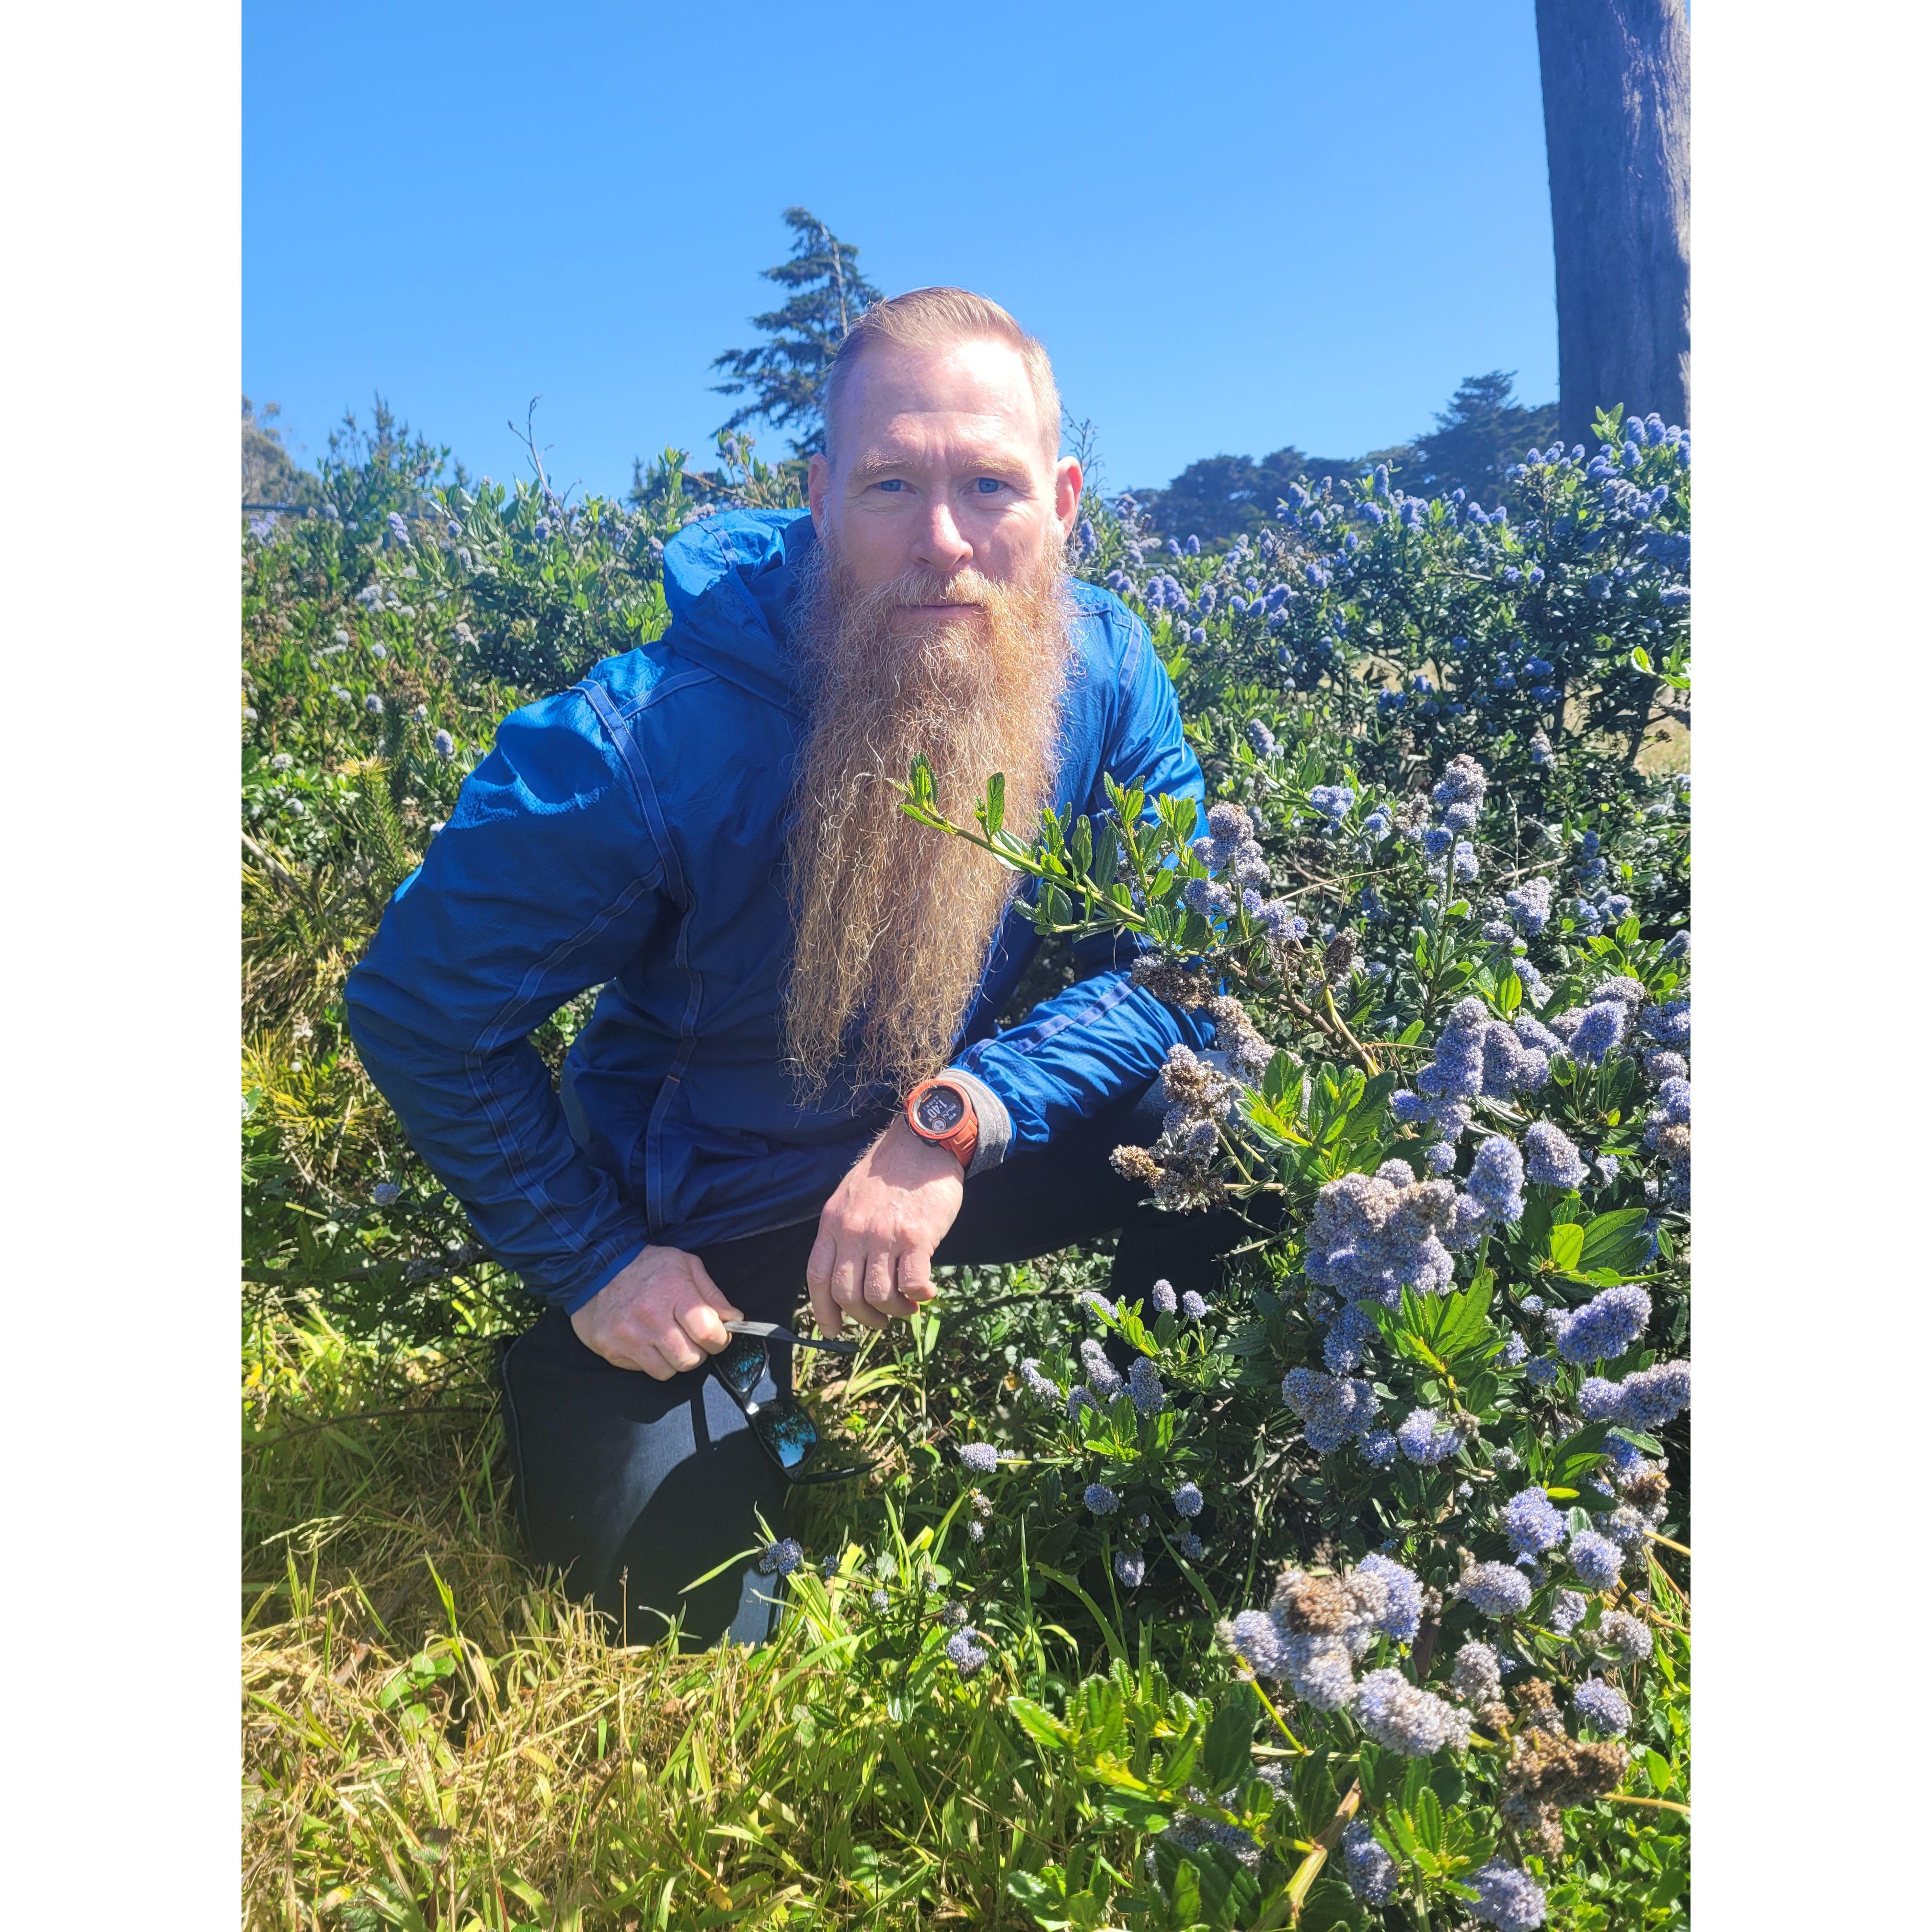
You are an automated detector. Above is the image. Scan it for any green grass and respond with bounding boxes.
[242,1264,1144,1931]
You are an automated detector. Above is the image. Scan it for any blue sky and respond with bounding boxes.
[244,0,1556,500]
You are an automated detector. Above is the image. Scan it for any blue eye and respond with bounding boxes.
[975,477,1002,494]
[876,478,905,493]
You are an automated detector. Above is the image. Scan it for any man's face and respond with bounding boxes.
[782,333,1084,1104]
[806,336,1083,624]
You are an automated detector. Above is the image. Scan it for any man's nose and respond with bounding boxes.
[910,496,973,575]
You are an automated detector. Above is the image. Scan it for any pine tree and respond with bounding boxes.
[1405,372,1559,502]
[711,207,884,456]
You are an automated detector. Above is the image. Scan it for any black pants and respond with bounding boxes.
[499,1076,1256,1646]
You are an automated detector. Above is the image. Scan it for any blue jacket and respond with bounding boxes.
[345,508,1211,1312]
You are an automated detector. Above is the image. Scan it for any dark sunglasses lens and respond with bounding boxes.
[752,1398,819,1471]
[716,1334,769,1396]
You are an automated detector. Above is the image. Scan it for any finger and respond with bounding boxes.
[805,1230,841,1337]
[834,1251,890,1330]
[897,1246,937,1305]
[678,1298,732,1356]
[686,1254,744,1324]
[830,1243,864,1311]
[638,1343,678,1382]
[653,1326,706,1374]
[862,1246,897,1310]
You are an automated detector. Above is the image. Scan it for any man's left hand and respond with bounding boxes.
[807,1118,964,1336]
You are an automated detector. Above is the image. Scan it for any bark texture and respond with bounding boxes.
[1536,0,1691,446]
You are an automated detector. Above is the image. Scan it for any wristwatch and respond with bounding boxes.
[904,1076,979,1171]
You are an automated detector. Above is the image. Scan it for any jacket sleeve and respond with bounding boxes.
[344,684,671,1312]
[945,618,1215,1162]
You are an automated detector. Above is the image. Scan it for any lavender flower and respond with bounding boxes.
[1342,1818,1397,1904]
[945,1627,990,1677]
[1181,1290,1208,1320]
[1466,1135,1526,1221]
[1173,1481,1204,1518]
[1568,1530,1625,1590]
[1551,1285,1652,1365]
[1396,1407,1462,1466]
[1573,1678,1632,1734]
[1352,1668,1472,1756]
[1599,1610,1655,1662]
[758,1538,804,1577]
[1579,1359,1691,1430]
[1150,1278,1177,1314]
[1019,1358,1058,1404]
[1080,1339,1124,1402]
[1503,1487,1567,1558]
[1357,1552,1424,1643]
[1115,1547,1146,1587]
[1127,1356,1168,1416]
[1569,1000,1627,1065]
[1470,1858,1547,1930]
[1523,1122,1588,1188]
[1083,1482,1119,1516]
[1550,1589,1589,1636]
[1452,1639,1503,1706]
[959,1443,999,1475]
[1460,1563,1532,1617]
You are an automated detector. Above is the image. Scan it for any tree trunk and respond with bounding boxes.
[1536,0,1691,447]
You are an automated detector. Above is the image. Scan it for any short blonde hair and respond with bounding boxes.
[823,286,1062,468]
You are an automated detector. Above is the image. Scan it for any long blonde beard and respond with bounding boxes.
[781,532,1077,1106]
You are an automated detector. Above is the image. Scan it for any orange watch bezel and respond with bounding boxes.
[905,1077,978,1170]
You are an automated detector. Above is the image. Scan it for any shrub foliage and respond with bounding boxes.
[242,403,1690,1930]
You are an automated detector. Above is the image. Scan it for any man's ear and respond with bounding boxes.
[807,453,829,532]
[1054,455,1084,541]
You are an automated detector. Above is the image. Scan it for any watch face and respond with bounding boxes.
[916,1084,966,1134]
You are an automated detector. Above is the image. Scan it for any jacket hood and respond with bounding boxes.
[660,507,816,716]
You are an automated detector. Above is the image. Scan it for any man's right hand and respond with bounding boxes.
[569,1244,744,1379]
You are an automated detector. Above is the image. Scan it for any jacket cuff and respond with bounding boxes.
[944,1066,1012,1178]
[558,1230,651,1315]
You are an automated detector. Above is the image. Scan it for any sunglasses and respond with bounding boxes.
[710,1322,873,1485]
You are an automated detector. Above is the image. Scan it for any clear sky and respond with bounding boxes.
[244,0,1556,500]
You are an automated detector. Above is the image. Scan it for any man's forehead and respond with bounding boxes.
[839,338,1046,459]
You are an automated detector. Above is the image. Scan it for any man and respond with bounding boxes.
[346,287,1240,1645]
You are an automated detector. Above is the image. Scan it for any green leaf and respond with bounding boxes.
[1199,1687,1258,1792]
[1547,1222,1585,1274]
[1576,1207,1654,1275]
[1550,1422,1614,1487]
[1008,1696,1072,1754]
[982,770,1005,837]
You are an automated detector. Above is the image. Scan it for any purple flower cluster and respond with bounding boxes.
[1568,1530,1625,1590]
[1458,1562,1533,1618]
[1523,1122,1588,1188]
[1503,1486,1567,1557]
[1551,1285,1652,1364]
[1505,876,1553,935]
[1352,1667,1473,1757]
[1396,1406,1463,1466]
[1470,1858,1548,1930]
[1282,1366,1380,1453]
[1579,1360,1691,1430]
[1573,1678,1632,1734]
[1342,1819,1397,1904]
[1303,1161,1459,1303]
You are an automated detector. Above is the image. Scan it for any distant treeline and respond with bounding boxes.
[243,368,1556,550]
